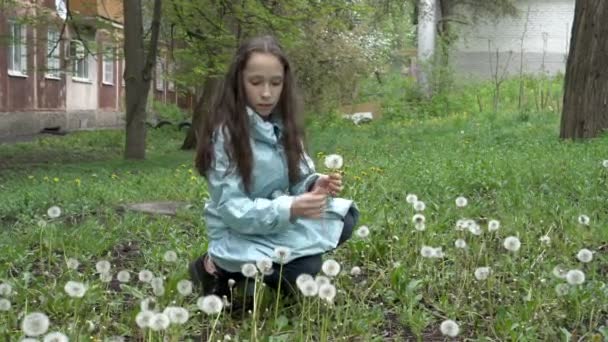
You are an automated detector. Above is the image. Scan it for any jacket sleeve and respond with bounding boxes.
[207,130,294,235]
[289,149,320,195]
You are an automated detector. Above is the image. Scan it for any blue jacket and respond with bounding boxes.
[204,107,356,272]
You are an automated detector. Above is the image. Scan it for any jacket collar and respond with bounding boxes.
[246,106,283,145]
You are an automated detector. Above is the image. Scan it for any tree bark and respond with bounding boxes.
[560,0,608,140]
[181,76,222,150]
[123,0,162,159]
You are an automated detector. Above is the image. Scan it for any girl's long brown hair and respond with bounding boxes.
[195,35,305,194]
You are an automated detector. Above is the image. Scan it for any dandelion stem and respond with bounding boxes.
[208,312,221,342]
[273,263,284,324]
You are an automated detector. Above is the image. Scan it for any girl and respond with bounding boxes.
[190,35,359,297]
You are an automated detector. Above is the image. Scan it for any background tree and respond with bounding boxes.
[165,0,398,149]
[123,0,162,159]
[559,0,608,140]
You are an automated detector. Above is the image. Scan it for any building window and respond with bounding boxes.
[46,28,61,79]
[155,58,164,91]
[71,40,89,80]
[8,21,27,76]
[102,47,114,85]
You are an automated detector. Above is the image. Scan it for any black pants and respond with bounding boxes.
[217,206,358,294]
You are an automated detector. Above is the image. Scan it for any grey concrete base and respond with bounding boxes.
[121,201,193,216]
[0,110,125,142]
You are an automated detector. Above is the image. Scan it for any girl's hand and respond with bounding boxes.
[312,173,342,196]
[291,187,328,219]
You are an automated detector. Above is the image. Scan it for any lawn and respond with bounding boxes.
[0,105,607,341]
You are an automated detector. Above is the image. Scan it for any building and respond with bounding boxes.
[451,0,575,78]
[0,0,192,142]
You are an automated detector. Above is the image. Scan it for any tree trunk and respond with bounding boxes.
[560,0,608,140]
[181,76,222,150]
[123,0,162,159]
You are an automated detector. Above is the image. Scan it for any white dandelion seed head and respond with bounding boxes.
[455,196,468,208]
[241,263,258,278]
[578,214,590,226]
[539,235,551,245]
[150,277,164,290]
[315,275,331,287]
[86,320,95,332]
[0,298,11,311]
[223,335,232,341]
[455,219,468,231]
[149,313,170,331]
[140,297,158,312]
[555,283,570,296]
[318,283,336,303]
[47,206,62,219]
[350,266,362,276]
[197,295,224,315]
[324,154,343,169]
[95,260,111,274]
[468,223,482,236]
[105,336,125,342]
[66,258,79,271]
[64,281,86,298]
[503,236,521,252]
[440,319,460,337]
[21,312,50,337]
[99,272,113,283]
[256,258,274,275]
[322,259,341,277]
[163,306,189,325]
[177,279,193,296]
[135,310,154,328]
[413,200,426,212]
[421,246,434,258]
[454,239,467,249]
[20,339,39,342]
[552,265,568,279]
[163,251,178,263]
[488,220,500,231]
[42,332,69,342]
[116,270,130,283]
[37,219,48,228]
[577,249,593,263]
[355,225,370,238]
[412,214,425,224]
[227,278,236,288]
[474,267,491,280]
[432,247,444,258]
[566,269,585,285]
[415,222,426,231]
[0,283,12,297]
[602,160,608,168]
[273,246,291,263]
[152,285,165,297]
[300,280,319,297]
[405,194,418,204]
[296,274,314,290]
[138,270,154,283]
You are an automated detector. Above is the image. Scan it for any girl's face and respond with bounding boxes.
[242,52,284,117]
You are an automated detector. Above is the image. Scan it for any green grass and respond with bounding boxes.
[1,102,607,340]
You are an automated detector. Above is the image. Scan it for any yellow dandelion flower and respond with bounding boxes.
[111,174,119,180]
[190,176,197,181]
[53,177,60,183]
[75,179,81,186]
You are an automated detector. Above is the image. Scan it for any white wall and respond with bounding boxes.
[452,0,575,78]
[65,54,98,110]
